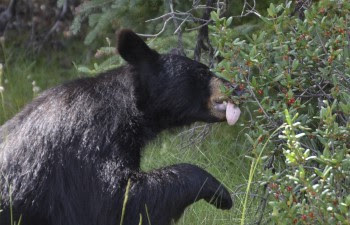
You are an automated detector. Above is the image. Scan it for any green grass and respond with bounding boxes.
[0,41,256,224]
[142,124,253,224]
[0,40,87,123]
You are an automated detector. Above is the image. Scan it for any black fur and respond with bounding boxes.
[0,29,232,225]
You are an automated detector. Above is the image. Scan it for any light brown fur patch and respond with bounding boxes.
[208,77,227,120]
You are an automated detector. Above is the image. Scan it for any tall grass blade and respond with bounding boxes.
[119,179,131,225]
[240,126,282,225]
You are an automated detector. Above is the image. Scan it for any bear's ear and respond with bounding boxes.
[117,29,159,65]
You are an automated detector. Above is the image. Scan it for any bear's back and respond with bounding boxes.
[0,66,143,208]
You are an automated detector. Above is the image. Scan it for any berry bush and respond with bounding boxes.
[210,0,350,224]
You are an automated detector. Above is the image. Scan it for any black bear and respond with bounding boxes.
[0,29,241,225]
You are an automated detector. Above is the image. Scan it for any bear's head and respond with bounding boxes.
[117,29,241,129]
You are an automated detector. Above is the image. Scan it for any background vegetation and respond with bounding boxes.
[0,0,349,224]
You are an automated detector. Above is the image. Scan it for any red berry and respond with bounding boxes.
[245,60,252,67]
[301,214,307,221]
[338,28,345,35]
[258,136,264,143]
[286,186,293,192]
[269,183,278,189]
[328,56,334,63]
[288,98,295,105]
[308,212,314,219]
[257,89,263,95]
[239,84,245,90]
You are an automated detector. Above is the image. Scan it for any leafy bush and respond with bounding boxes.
[71,0,164,44]
[210,0,350,224]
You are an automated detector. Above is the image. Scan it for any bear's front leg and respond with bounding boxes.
[121,163,232,225]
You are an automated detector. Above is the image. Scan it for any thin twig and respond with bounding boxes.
[169,0,185,55]
[40,0,69,47]
[137,17,172,38]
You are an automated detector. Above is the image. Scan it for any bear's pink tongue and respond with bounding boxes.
[226,102,241,125]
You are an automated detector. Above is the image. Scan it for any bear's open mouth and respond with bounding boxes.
[213,99,241,126]
[209,77,241,126]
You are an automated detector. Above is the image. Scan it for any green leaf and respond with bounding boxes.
[345,195,350,206]
[322,166,332,177]
[245,133,255,145]
[258,31,267,42]
[292,59,299,70]
[323,146,330,158]
[334,213,345,222]
[299,166,305,179]
[210,11,219,21]
[286,1,292,9]
[214,72,230,82]
[226,17,233,26]
[284,109,292,125]
[77,66,93,74]
[314,168,323,177]
[339,203,348,214]
[273,74,284,82]
[251,77,257,88]
[268,3,276,17]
